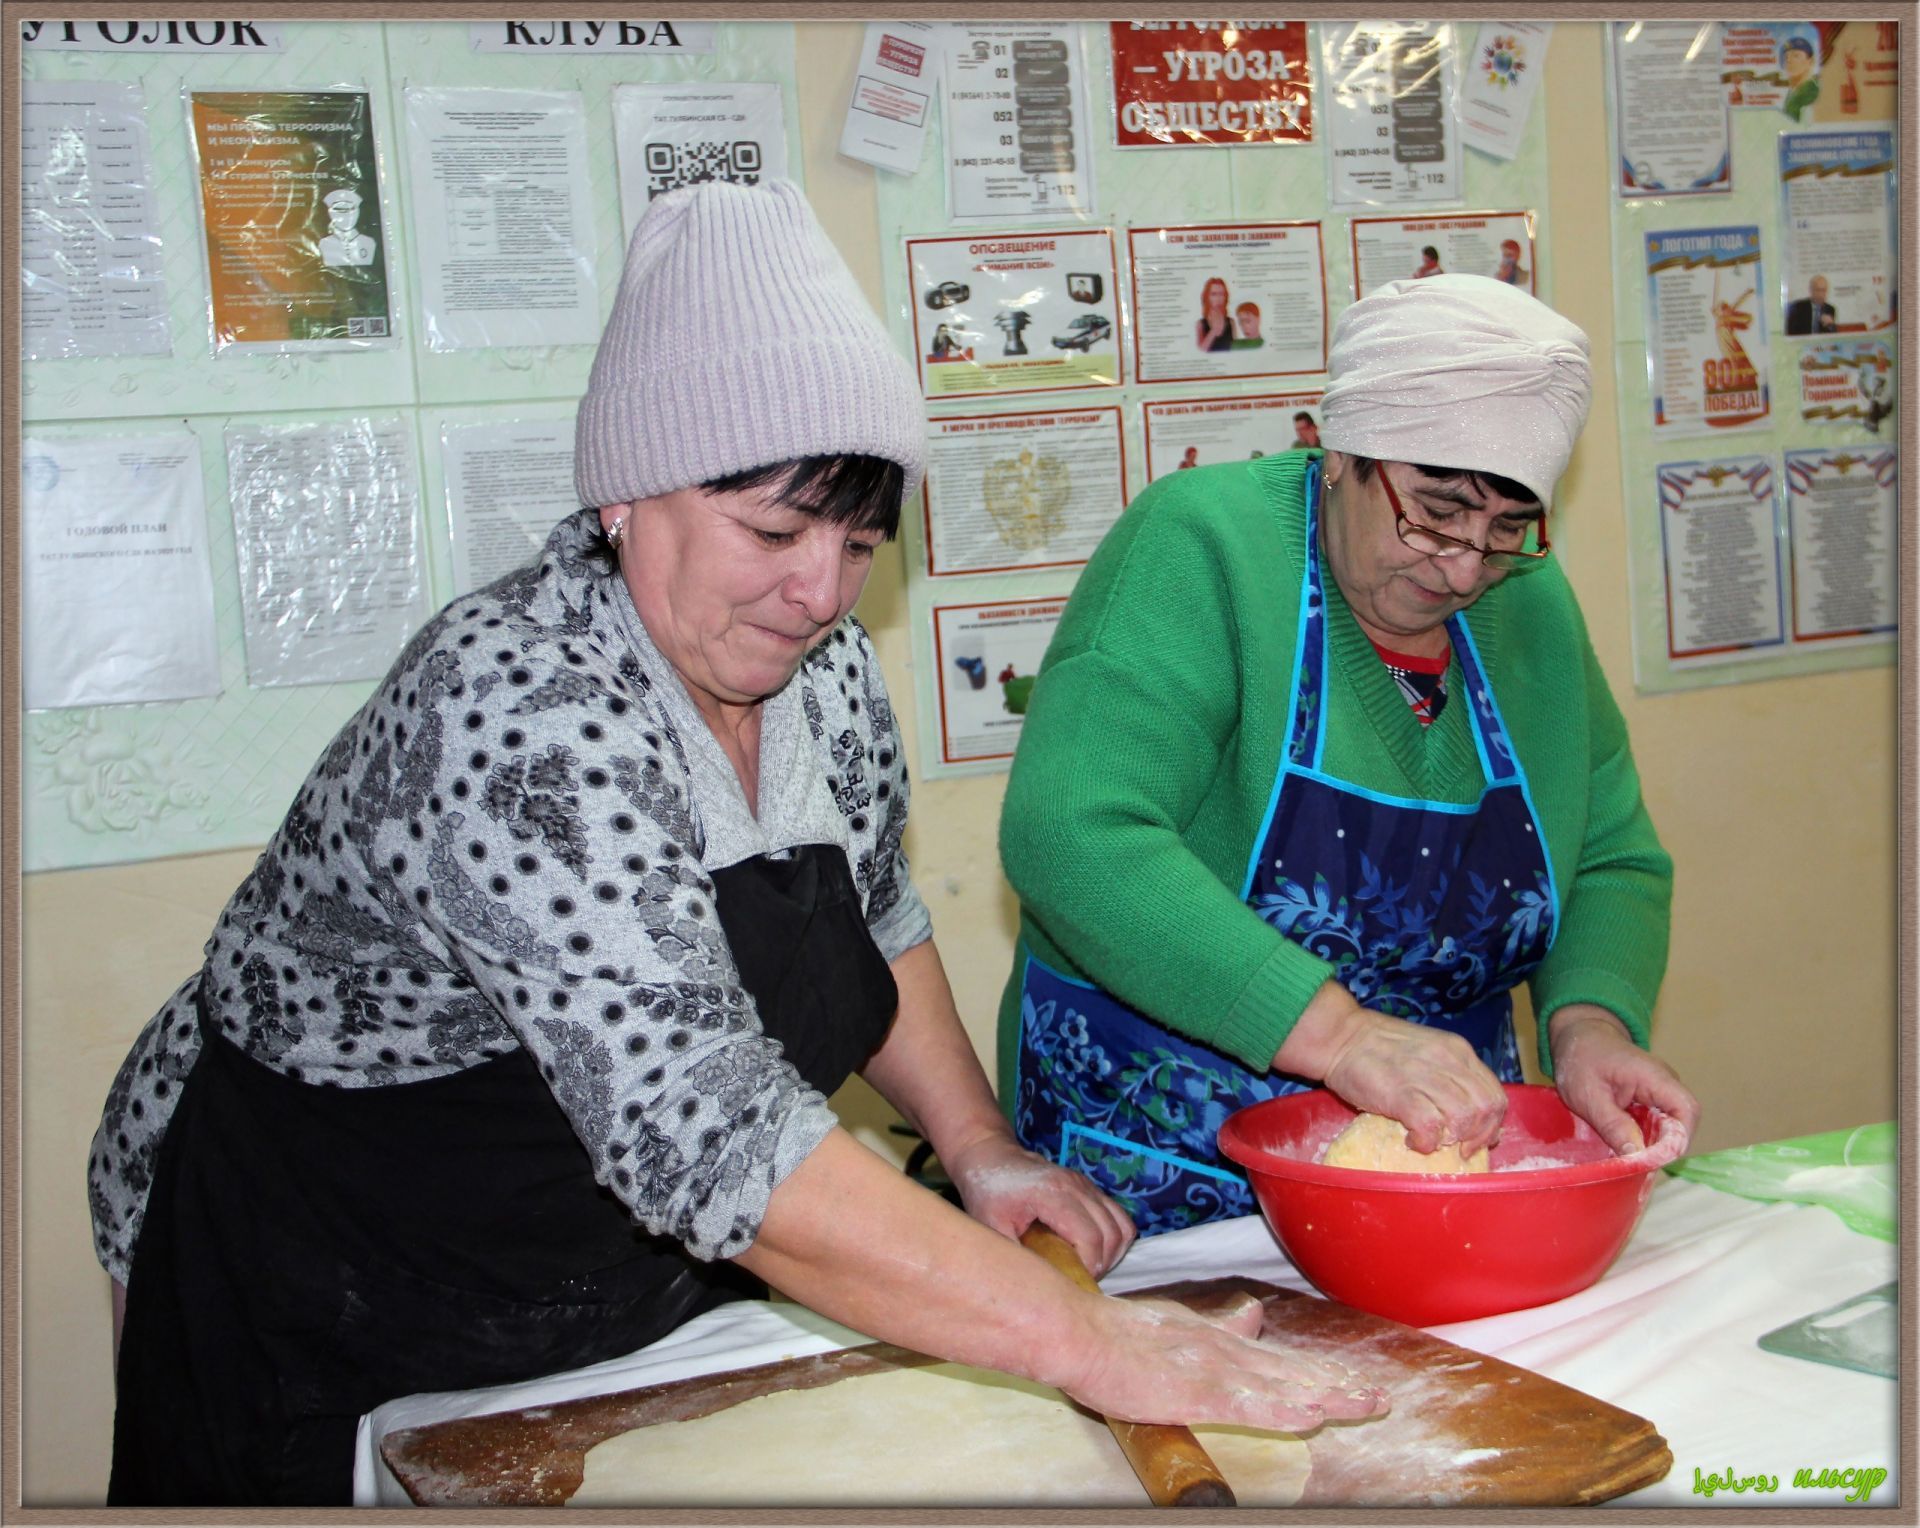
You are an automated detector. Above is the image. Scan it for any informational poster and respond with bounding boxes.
[1320,22,1462,207]
[188,90,393,352]
[905,228,1119,399]
[1645,227,1770,438]
[839,21,941,175]
[1350,210,1534,300]
[944,22,1095,221]
[1784,448,1898,642]
[20,433,221,709]
[225,418,428,687]
[1128,221,1326,384]
[1797,339,1896,431]
[921,406,1124,577]
[612,82,789,239]
[1107,21,1311,147]
[1612,21,1732,198]
[1142,391,1323,479]
[402,88,599,352]
[1723,21,1897,122]
[21,80,171,360]
[1458,23,1552,162]
[442,418,578,595]
[1655,456,1785,664]
[1778,129,1897,336]
[931,595,1068,765]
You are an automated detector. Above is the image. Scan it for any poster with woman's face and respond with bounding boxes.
[1128,222,1326,384]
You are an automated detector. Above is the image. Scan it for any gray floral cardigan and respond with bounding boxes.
[89,509,930,1283]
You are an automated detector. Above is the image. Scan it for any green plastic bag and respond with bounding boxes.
[1666,1123,1896,1242]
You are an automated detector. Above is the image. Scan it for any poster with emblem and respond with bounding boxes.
[1655,456,1786,664]
[1783,447,1898,643]
[1644,226,1770,438]
[921,406,1125,577]
[1458,23,1552,161]
[931,595,1068,765]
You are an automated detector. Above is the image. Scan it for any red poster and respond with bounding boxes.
[1109,21,1312,147]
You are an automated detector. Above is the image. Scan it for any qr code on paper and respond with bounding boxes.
[346,316,389,338]
[645,140,763,198]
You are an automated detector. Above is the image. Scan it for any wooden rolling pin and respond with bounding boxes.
[1021,1225,1238,1508]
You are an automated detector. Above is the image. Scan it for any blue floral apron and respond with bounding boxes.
[1014,461,1559,1234]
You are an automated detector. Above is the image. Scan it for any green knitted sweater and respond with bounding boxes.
[996,450,1671,1095]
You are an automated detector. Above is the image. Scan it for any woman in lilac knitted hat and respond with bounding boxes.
[1000,275,1700,1237]
[93,181,1385,1505]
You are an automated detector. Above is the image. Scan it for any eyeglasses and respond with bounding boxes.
[1377,465,1551,573]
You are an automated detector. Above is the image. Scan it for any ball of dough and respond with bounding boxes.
[1320,1112,1490,1174]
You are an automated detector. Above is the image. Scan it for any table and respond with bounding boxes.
[356,1167,1901,1509]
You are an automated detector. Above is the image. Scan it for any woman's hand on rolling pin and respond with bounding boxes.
[1057,1290,1390,1431]
[1275,981,1506,1157]
[1548,1005,1699,1161]
[946,1132,1135,1277]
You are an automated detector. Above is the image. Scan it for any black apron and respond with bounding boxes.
[109,844,898,1505]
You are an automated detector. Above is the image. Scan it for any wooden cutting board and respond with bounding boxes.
[380,1277,1670,1507]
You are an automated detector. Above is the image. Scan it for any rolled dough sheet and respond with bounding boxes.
[568,1361,1311,1507]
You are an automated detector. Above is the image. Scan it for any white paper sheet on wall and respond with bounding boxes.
[943,21,1097,221]
[613,81,790,240]
[1458,23,1553,162]
[20,80,171,360]
[21,433,221,709]
[442,417,580,595]
[403,87,601,352]
[226,418,429,688]
[839,21,942,175]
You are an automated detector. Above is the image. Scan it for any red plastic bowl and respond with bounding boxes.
[1218,1084,1668,1327]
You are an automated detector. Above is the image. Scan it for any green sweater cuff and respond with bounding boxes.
[1534,969,1654,1078]
[1214,943,1332,1073]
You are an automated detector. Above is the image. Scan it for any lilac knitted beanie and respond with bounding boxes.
[574,179,926,509]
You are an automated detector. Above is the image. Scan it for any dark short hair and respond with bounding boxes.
[1294,411,1315,424]
[586,454,906,569]
[1348,455,1539,509]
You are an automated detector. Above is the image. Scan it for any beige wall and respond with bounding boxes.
[18,23,1897,1505]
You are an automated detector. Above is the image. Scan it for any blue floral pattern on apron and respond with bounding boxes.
[1015,459,1558,1235]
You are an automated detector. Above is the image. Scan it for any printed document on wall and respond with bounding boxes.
[613,83,789,241]
[443,417,579,594]
[1655,456,1786,667]
[21,80,170,359]
[21,433,220,709]
[1320,22,1462,207]
[226,418,427,687]
[1612,22,1731,197]
[403,87,599,351]
[1457,23,1551,161]
[840,21,941,174]
[945,22,1096,220]
[1783,447,1898,645]
[1777,129,1896,338]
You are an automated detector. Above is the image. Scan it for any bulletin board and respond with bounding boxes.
[1603,19,1900,695]
[871,22,1560,779]
[19,21,802,871]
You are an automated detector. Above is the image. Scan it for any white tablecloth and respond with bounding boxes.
[356,1175,1900,1509]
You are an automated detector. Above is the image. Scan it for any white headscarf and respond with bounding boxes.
[1319,275,1592,506]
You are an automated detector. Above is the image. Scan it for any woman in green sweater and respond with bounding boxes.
[999,275,1700,1235]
